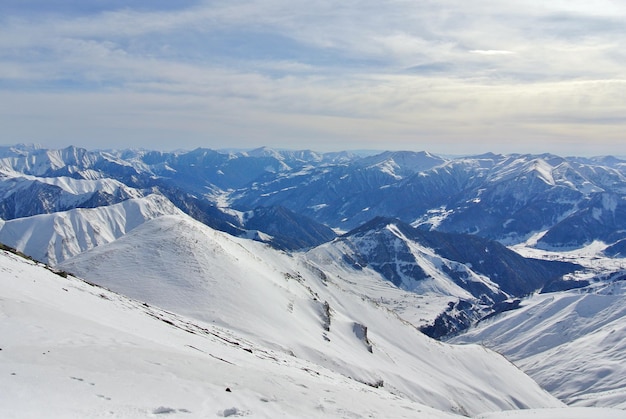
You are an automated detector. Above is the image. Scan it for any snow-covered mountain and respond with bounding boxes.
[59,213,566,416]
[7,245,626,418]
[5,144,626,253]
[0,144,140,180]
[536,192,626,250]
[241,205,337,250]
[1,245,462,418]
[0,168,143,220]
[451,279,626,409]
[0,194,183,265]
[3,144,626,414]
[0,145,339,251]
[233,151,626,248]
[424,154,626,247]
[2,144,623,339]
[307,217,580,338]
[230,151,448,231]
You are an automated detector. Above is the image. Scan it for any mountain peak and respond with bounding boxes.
[245,146,283,159]
[343,216,407,237]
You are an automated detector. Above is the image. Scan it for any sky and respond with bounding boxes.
[1,0,625,156]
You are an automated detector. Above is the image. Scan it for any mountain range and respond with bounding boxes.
[1,144,626,415]
[451,278,626,409]
[5,240,624,418]
[4,144,626,249]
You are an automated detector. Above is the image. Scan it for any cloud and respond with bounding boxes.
[1,1,626,155]
[469,50,515,55]
[2,1,624,80]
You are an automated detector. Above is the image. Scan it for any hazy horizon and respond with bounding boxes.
[3,141,626,159]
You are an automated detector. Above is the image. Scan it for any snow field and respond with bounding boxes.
[0,194,184,265]
[452,281,626,408]
[60,214,565,416]
[1,249,459,418]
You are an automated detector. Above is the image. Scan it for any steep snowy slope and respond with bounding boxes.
[0,168,143,220]
[451,280,626,409]
[307,217,579,337]
[6,144,626,252]
[0,247,464,418]
[60,214,565,416]
[307,239,460,329]
[0,145,100,176]
[5,244,623,419]
[0,194,183,265]
[0,169,141,198]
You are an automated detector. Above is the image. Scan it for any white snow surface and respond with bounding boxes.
[3,236,621,418]
[307,239,457,327]
[1,248,461,418]
[0,194,183,265]
[451,280,626,409]
[306,223,501,326]
[59,214,565,416]
[0,168,142,207]
[475,407,625,419]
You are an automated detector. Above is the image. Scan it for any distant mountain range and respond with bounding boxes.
[0,145,622,326]
[3,226,585,418]
[4,144,626,250]
[2,144,626,411]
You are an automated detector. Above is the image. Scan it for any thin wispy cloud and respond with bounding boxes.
[469,50,515,55]
[1,0,625,155]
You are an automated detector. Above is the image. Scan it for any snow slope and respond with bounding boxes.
[3,239,625,418]
[60,214,566,416]
[451,280,626,409]
[306,232,475,327]
[1,240,464,418]
[0,194,183,265]
[0,168,141,197]
[475,408,625,419]
[0,168,144,220]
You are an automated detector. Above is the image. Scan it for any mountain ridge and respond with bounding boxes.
[57,213,566,416]
[5,144,626,252]
[2,144,626,412]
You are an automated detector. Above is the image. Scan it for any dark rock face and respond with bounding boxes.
[540,279,590,293]
[409,228,577,297]
[0,182,64,219]
[0,180,137,220]
[352,323,373,353]
[332,217,580,339]
[345,224,427,288]
[420,300,478,339]
[341,217,579,298]
[604,239,626,258]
